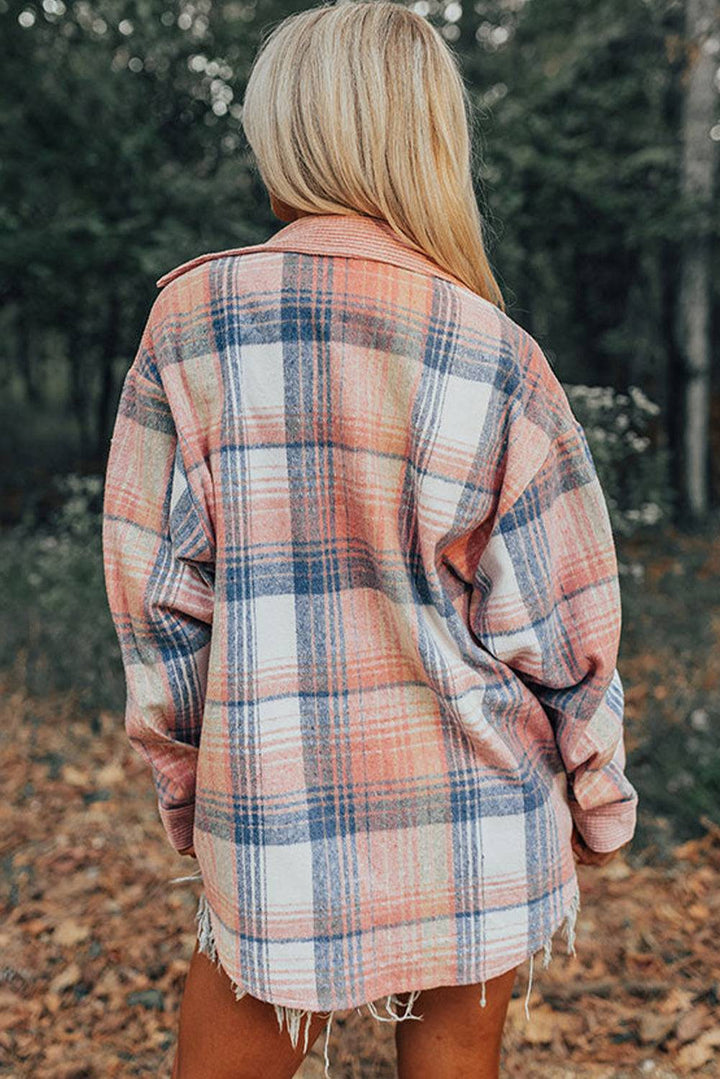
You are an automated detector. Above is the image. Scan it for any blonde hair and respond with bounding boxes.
[241,0,505,311]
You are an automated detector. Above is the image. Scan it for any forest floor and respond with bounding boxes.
[1,523,719,1077]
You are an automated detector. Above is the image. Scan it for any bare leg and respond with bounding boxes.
[171,941,332,1079]
[394,966,519,1079]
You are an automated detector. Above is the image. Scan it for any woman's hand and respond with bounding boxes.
[178,843,197,858]
[571,823,628,867]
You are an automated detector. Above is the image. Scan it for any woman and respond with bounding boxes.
[102,2,638,1077]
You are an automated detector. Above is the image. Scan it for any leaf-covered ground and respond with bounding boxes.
[1,522,719,1077]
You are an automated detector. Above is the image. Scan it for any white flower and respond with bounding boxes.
[639,502,662,524]
[629,385,661,416]
[565,383,592,398]
[690,708,709,732]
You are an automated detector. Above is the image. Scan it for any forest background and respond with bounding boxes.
[1,1,719,1075]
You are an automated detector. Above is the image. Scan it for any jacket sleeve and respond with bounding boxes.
[468,352,638,854]
[102,300,215,854]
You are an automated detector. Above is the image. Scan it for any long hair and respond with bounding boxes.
[241,0,506,311]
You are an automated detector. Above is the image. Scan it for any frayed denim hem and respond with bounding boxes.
[169,869,580,1079]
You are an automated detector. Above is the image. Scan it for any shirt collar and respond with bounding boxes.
[156,212,466,290]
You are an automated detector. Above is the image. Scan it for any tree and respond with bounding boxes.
[675,0,719,522]
[455,0,719,523]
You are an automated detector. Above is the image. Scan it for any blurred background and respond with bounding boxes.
[1,1,719,1076]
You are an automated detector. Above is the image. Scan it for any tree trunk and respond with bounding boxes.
[17,313,42,405]
[68,327,91,463]
[661,237,684,514]
[674,0,719,522]
[95,291,120,465]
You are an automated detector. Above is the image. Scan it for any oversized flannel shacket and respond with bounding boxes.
[102,211,638,1022]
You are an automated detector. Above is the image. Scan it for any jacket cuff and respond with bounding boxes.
[158,800,195,852]
[571,797,638,853]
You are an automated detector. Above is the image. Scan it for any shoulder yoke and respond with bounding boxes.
[156,242,269,290]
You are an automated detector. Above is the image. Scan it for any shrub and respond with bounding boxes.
[563,382,672,539]
[0,473,124,712]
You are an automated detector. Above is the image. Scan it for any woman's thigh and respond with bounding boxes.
[171,941,331,1079]
[394,966,519,1079]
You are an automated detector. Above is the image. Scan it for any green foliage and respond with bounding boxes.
[564,382,673,537]
[0,0,716,524]
[617,522,720,852]
[0,0,289,464]
[0,388,82,528]
[0,474,124,711]
[458,0,705,414]
[631,707,720,849]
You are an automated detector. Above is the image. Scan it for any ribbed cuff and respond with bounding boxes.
[571,797,638,853]
[158,800,195,853]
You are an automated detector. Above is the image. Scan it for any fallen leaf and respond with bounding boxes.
[61,765,89,787]
[638,1012,676,1045]
[96,761,125,785]
[676,1004,711,1044]
[677,1040,715,1070]
[47,962,82,995]
[54,919,91,947]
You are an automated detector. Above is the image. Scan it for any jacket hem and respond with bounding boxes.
[175,874,581,1079]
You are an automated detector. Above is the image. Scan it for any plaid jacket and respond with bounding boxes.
[102,212,638,1011]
